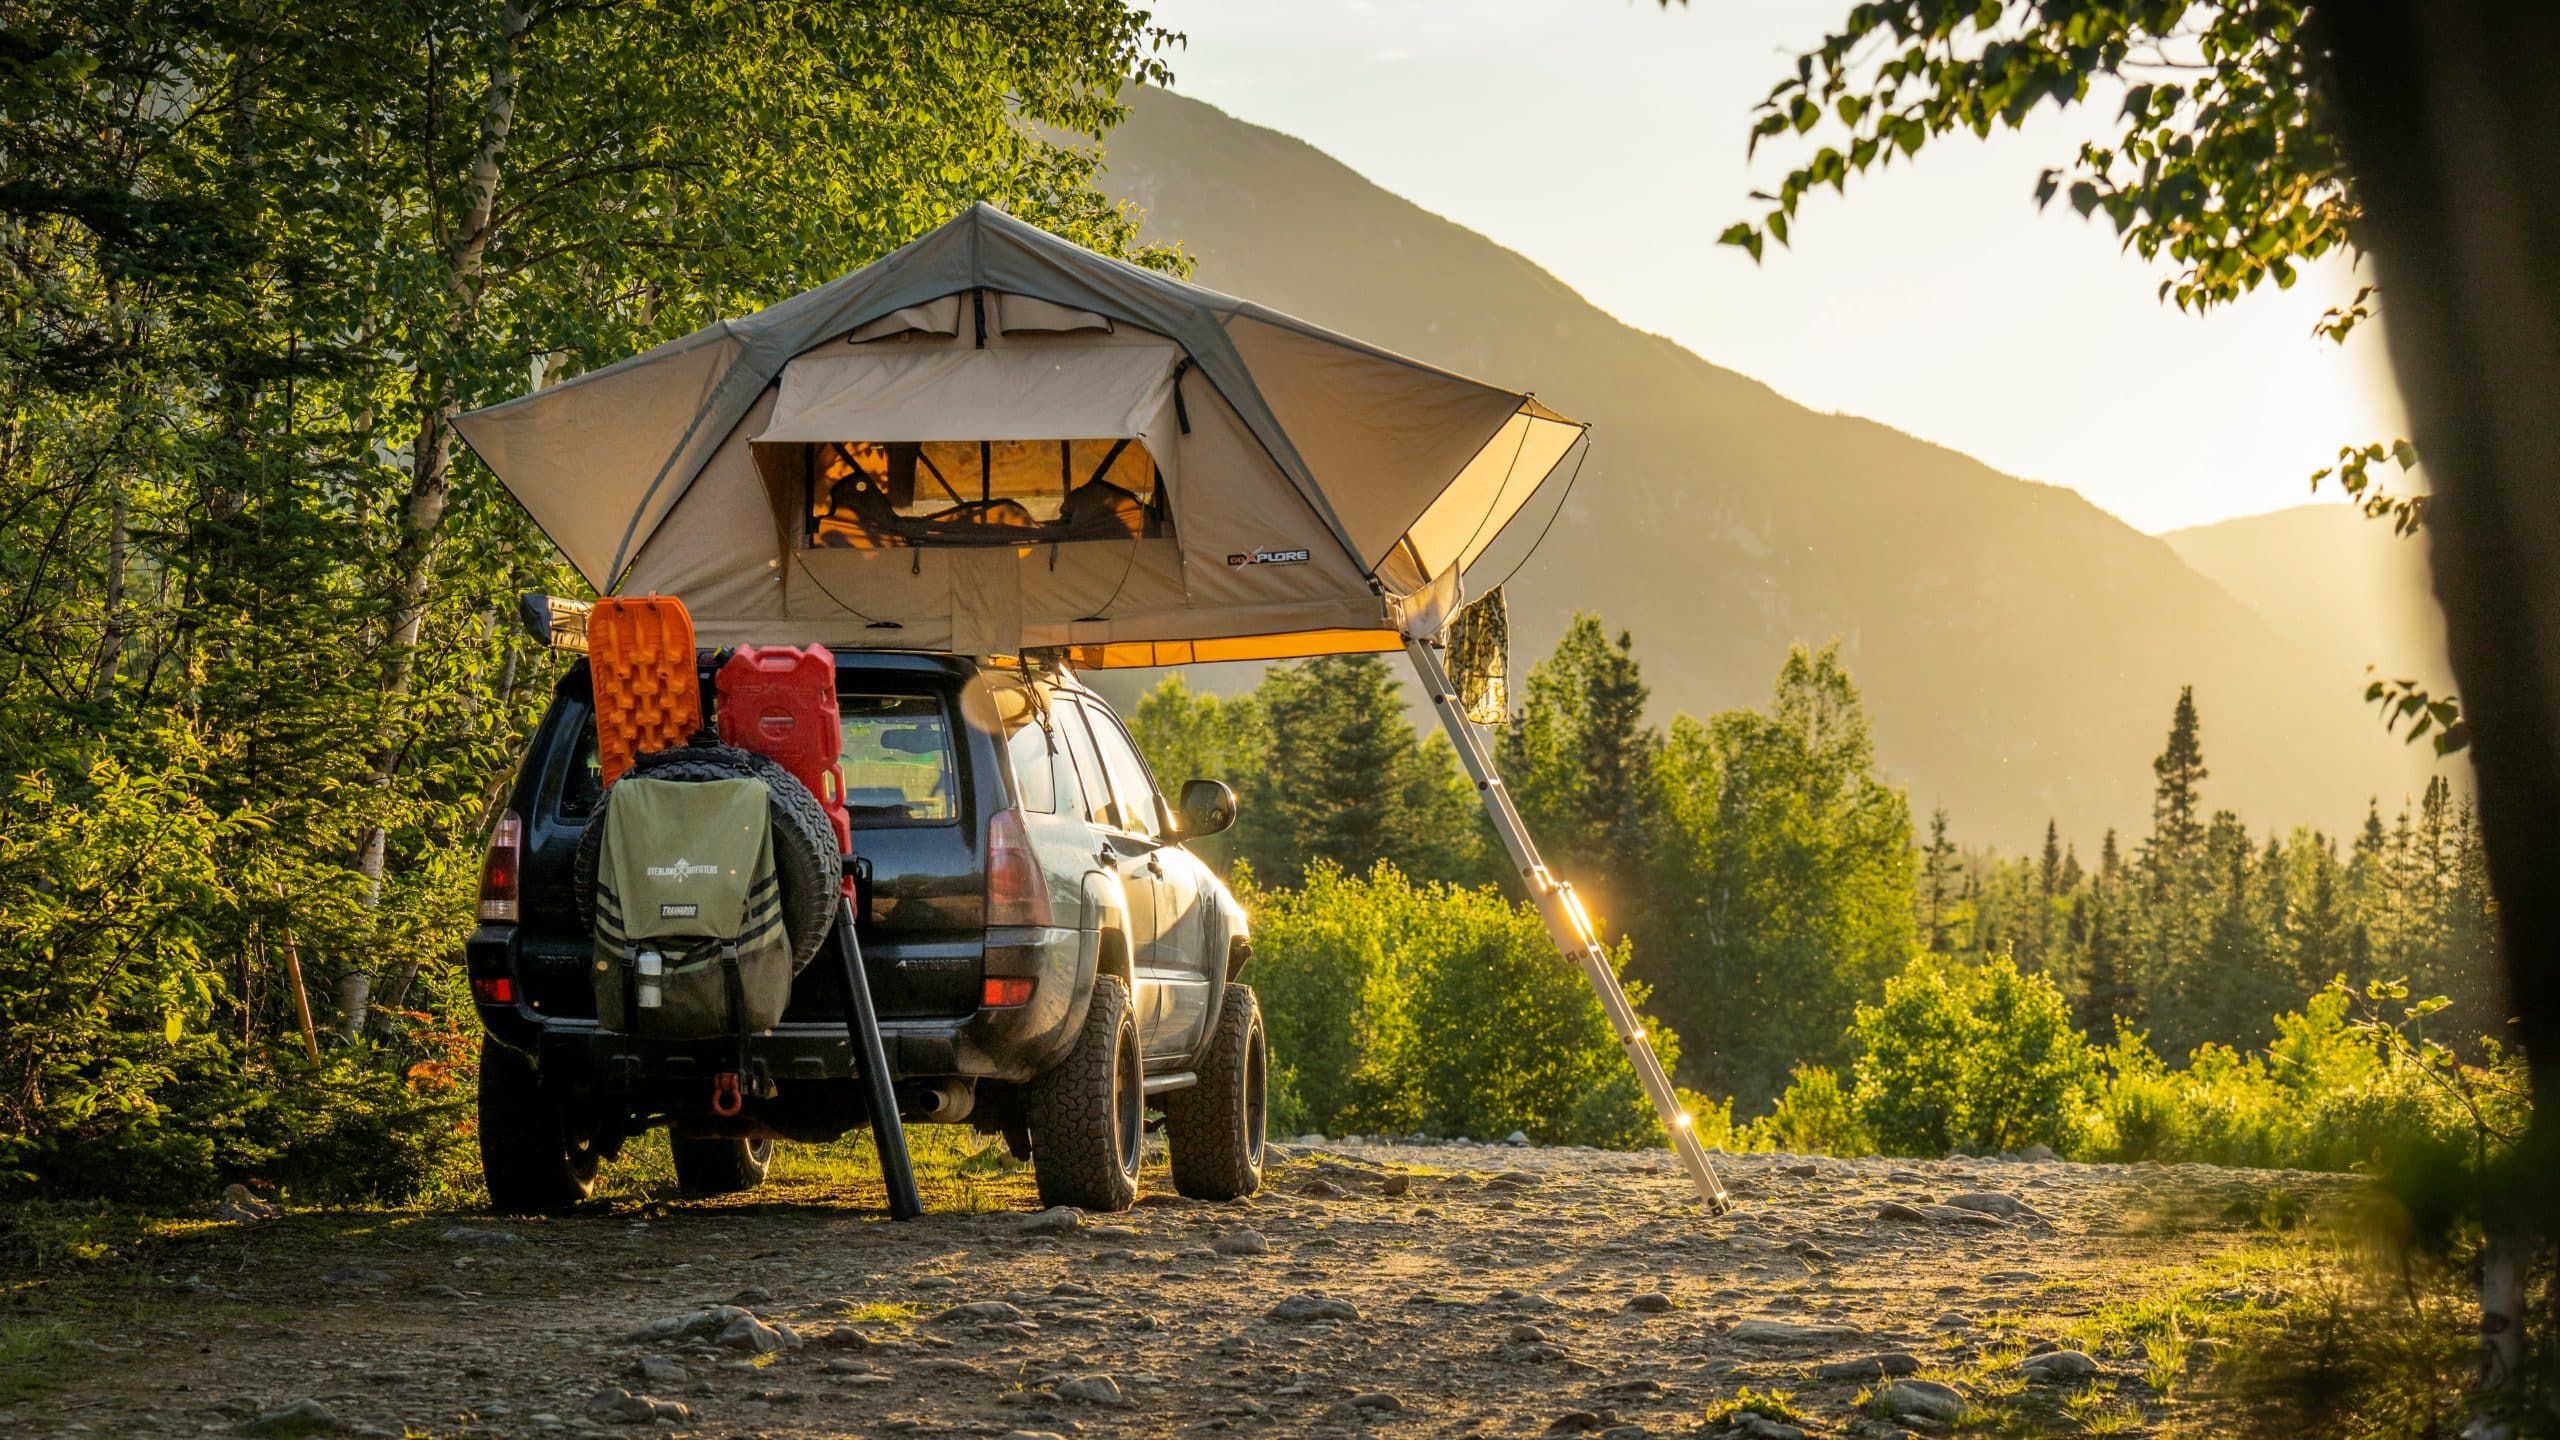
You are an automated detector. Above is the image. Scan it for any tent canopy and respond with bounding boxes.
[454,204,1585,662]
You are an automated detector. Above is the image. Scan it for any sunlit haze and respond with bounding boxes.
[1154,0,2410,535]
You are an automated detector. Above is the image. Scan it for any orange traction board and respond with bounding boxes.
[588,595,701,784]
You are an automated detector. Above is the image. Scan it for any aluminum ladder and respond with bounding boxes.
[1405,633,1732,1213]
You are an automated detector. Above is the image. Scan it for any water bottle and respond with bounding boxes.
[636,950,664,1009]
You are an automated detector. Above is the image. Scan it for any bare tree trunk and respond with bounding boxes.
[90,484,127,702]
[347,4,530,1033]
[2319,2,2560,1428]
[280,927,322,1064]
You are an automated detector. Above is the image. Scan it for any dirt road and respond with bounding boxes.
[3,1140,2334,1439]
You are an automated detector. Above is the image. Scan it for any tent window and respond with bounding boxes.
[804,438,1167,549]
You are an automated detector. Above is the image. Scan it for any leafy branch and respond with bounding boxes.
[2365,672,2468,757]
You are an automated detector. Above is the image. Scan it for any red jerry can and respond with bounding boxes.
[587,595,701,785]
[716,643,853,875]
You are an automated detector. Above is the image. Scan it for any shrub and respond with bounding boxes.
[1741,1065,1872,1155]
[1244,862,1676,1147]
[2087,1028,2186,1162]
[0,737,475,1206]
[1237,863,1411,1137]
[1849,951,2096,1155]
[2084,983,2523,1173]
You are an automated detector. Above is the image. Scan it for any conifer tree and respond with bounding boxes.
[1243,656,1490,889]
[2146,686,2211,886]
[1921,807,1958,953]
[1500,614,1660,933]
[2136,689,2214,1051]
[2073,886,2138,1038]
[2289,831,2349,992]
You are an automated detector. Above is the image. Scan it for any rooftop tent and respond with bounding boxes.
[450,203,1587,660]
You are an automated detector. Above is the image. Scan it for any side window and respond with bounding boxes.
[559,715,604,819]
[1054,701,1115,828]
[1001,702,1059,815]
[1085,705,1164,840]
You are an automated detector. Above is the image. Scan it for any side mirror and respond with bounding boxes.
[1177,779,1238,839]
[518,593,592,652]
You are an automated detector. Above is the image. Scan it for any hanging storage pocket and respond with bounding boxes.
[591,775,794,1038]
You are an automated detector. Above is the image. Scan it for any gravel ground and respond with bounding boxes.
[1,1140,2340,1439]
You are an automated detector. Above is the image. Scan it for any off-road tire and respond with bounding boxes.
[478,1040,600,1215]
[574,742,840,970]
[1163,984,1267,1200]
[1026,974,1143,1211]
[670,1135,775,1195]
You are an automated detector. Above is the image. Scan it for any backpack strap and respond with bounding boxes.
[721,939,748,1087]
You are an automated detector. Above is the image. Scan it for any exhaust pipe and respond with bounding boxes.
[901,1079,975,1125]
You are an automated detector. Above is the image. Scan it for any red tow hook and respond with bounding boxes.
[711,1071,744,1117]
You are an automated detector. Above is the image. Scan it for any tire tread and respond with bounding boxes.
[1025,975,1141,1211]
[1163,984,1265,1200]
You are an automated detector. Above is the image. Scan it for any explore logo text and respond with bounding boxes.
[1227,546,1311,568]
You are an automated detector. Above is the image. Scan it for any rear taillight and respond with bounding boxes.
[472,977,515,1005]
[478,811,522,922]
[982,977,1035,1008]
[985,809,1051,927]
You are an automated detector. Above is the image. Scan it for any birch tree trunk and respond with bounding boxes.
[346,3,530,1038]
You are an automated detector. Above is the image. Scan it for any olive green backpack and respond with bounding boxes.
[590,775,793,1038]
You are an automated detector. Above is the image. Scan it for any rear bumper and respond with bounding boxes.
[467,919,1093,1089]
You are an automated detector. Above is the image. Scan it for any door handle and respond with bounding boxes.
[1097,846,1115,869]
[1146,853,1164,877]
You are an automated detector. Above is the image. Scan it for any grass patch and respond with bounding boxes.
[841,1300,923,1326]
[0,1317,75,1402]
[2061,1384,2145,1436]
[548,1122,1038,1216]
[1704,1385,1801,1425]
[1932,1188,2484,1440]
[2143,1324,2194,1396]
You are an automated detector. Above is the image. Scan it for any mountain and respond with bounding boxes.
[1091,87,2445,849]
[2164,502,2457,706]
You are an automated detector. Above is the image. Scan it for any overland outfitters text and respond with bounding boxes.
[645,859,724,882]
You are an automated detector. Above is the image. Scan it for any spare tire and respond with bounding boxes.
[575,741,842,971]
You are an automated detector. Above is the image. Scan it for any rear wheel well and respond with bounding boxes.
[1096,926,1133,987]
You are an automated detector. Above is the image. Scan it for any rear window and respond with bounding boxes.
[839,693,956,824]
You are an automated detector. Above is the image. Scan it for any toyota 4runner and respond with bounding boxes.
[467,650,1266,1214]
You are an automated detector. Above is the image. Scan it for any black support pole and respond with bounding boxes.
[835,891,921,1219]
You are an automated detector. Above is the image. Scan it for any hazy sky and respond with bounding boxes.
[1153,0,2409,535]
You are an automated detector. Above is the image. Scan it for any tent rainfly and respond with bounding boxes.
[456,204,1729,1211]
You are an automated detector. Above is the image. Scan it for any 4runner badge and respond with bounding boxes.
[1227,546,1310,568]
[646,859,720,881]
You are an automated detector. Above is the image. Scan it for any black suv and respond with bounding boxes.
[467,651,1267,1213]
